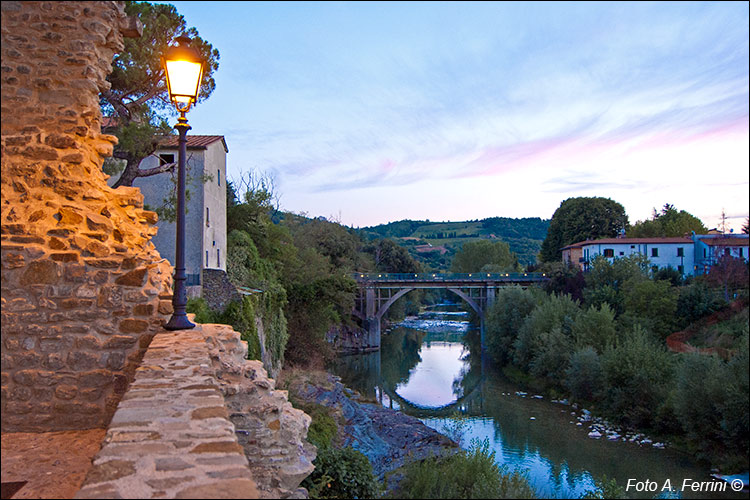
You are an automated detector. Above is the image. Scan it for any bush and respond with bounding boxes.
[620,278,678,338]
[676,280,725,328]
[484,286,540,365]
[304,446,381,499]
[513,293,580,371]
[600,326,675,428]
[528,326,574,388]
[572,304,616,353]
[564,347,603,402]
[674,331,749,466]
[394,439,535,499]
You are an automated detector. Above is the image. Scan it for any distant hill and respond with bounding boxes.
[358,217,550,270]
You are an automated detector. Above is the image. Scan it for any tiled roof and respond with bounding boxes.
[702,237,749,247]
[561,237,693,250]
[159,135,228,152]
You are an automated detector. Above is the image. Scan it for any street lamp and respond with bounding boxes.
[162,35,203,331]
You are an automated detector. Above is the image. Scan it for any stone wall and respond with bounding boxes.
[76,323,315,499]
[202,268,241,312]
[1,1,173,431]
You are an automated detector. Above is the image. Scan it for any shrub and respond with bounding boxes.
[572,304,616,353]
[620,278,678,338]
[600,326,675,428]
[528,326,574,388]
[394,439,535,499]
[304,446,381,499]
[484,286,540,365]
[564,347,603,402]
[676,280,725,327]
[513,293,579,371]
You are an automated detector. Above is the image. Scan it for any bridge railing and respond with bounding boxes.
[353,272,548,282]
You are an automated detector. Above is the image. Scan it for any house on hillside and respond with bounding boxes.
[118,135,229,295]
[561,233,749,276]
[693,234,749,274]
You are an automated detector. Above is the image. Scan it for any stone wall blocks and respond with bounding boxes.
[67,351,99,371]
[84,239,110,257]
[115,267,147,287]
[19,259,60,285]
[43,352,66,370]
[45,133,78,149]
[50,251,79,262]
[80,369,114,388]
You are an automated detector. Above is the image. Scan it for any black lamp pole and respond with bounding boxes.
[164,110,196,330]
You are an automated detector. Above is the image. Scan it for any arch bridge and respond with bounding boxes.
[352,272,547,350]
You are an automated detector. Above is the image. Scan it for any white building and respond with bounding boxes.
[130,135,228,289]
[561,234,748,276]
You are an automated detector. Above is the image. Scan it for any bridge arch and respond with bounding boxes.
[352,272,548,351]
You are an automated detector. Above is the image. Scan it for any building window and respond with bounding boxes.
[741,248,744,258]
[206,207,210,227]
[724,248,731,256]
[217,249,221,268]
[678,265,684,275]
[677,247,684,257]
[703,249,707,258]
[159,153,175,165]
[603,248,614,257]
[651,248,659,257]
[630,245,635,249]
[217,169,220,186]
[206,250,209,267]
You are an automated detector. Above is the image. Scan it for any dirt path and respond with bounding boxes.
[1,429,106,499]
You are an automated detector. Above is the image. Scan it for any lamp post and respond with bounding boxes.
[162,35,203,331]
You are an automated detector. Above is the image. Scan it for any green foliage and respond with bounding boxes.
[676,280,725,327]
[365,238,422,273]
[581,475,626,499]
[540,261,586,302]
[674,332,749,465]
[540,197,628,262]
[619,278,678,338]
[583,254,649,315]
[600,326,675,428]
[450,240,519,273]
[485,287,541,365]
[564,347,603,402]
[186,297,262,360]
[571,304,616,353]
[304,446,381,499]
[528,326,574,386]
[393,439,535,499]
[102,1,220,187]
[627,204,707,238]
[513,293,580,370]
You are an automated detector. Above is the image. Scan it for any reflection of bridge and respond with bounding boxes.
[377,380,485,418]
[353,272,548,350]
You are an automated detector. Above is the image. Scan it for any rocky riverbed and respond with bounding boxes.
[291,374,458,479]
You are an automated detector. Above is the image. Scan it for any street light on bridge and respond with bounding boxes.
[162,35,203,331]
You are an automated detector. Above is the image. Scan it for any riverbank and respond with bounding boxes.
[280,369,458,488]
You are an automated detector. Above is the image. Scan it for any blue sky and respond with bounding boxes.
[164,1,749,230]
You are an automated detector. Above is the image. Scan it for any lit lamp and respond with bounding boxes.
[162,35,203,331]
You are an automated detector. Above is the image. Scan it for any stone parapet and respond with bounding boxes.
[75,325,259,499]
[75,322,314,499]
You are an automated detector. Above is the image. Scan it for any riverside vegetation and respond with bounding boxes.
[188,182,749,497]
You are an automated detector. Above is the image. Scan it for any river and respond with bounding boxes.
[331,304,747,499]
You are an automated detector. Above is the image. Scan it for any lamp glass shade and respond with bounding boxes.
[165,59,203,103]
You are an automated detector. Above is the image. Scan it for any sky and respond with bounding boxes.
[163,1,749,231]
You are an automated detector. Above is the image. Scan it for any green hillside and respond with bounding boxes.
[358,217,549,270]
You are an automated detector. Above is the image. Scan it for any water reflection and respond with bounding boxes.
[331,309,744,499]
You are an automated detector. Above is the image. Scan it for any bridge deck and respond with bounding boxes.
[354,272,547,287]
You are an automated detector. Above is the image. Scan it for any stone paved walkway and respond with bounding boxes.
[1,429,106,499]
